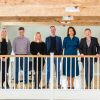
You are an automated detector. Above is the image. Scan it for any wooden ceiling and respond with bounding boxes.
[0,0,100,25]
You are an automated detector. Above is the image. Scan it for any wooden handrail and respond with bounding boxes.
[0,55,99,58]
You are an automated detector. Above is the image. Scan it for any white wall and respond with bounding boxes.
[1,24,100,44]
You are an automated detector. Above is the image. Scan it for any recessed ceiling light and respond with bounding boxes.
[65,6,80,12]
[62,16,74,20]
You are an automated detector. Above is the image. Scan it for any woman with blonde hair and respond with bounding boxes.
[30,32,47,89]
[0,28,12,88]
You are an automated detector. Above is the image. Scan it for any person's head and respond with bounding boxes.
[84,28,91,38]
[34,32,42,42]
[18,27,25,37]
[0,28,8,42]
[50,26,56,36]
[67,27,76,37]
[1,28,8,39]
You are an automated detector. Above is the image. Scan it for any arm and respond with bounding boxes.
[7,40,12,55]
[27,39,30,54]
[30,42,37,55]
[59,37,63,55]
[77,38,79,49]
[12,39,16,54]
[79,39,84,54]
[45,38,48,54]
[43,43,47,55]
[95,38,100,54]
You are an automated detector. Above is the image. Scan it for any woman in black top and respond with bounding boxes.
[30,32,47,89]
[0,28,12,89]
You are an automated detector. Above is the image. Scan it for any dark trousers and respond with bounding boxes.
[1,58,10,87]
[82,58,93,87]
[33,58,44,88]
[34,71,41,88]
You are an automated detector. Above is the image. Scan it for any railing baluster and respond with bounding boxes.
[45,57,47,89]
[36,57,38,89]
[1,57,2,89]
[93,57,95,89]
[84,57,85,90]
[41,57,43,89]
[56,57,58,89]
[23,57,24,89]
[66,57,67,89]
[28,57,29,89]
[75,57,76,90]
[19,57,20,89]
[10,60,12,89]
[70,57,72,89]
[97,57,99,89]
[88,57,90,89]
[3,58,7,89]
[32,57,34,89]
[14,57,15,89]
[50,53,54,89]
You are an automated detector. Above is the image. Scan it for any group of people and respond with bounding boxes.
[0,26,99,89]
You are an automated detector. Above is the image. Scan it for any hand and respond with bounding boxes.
[96,54,100,57]
[81,54,84,56]
[37,52,41,55]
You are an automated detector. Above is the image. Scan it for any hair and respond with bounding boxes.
[0,27,8,42]
[18,27,25,31]
[67,26,76,36]
[34,32,42,42]
[50,25,56,29]
[84,28,91,32]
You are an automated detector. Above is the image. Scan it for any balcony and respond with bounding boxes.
[0,54,100,100]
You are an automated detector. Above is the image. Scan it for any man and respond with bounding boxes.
[79,28,99,89]
[45,26,62,88]
[13,27,30,89]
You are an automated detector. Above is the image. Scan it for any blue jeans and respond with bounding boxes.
[15,57,28,84]
[47,58,61,85]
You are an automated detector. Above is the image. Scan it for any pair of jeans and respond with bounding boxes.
[47,58,61,85]
[15,57,28,84]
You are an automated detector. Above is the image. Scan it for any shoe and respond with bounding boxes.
[67,87,70,89]
[47,83,49,89]
[58,84,61,89]
[85,87,88,89]
[6,83,9,89]
[2,86,5,89]
[24,84,28,89]
[72,87,74,89]
[15,84,18,89]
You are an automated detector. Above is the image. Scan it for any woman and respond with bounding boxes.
[30,32,47,89]
[0,28,12,89]
[63,27,79,89]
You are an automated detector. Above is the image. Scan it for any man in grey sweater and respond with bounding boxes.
[12,27,30,89]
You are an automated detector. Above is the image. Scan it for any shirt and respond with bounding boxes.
[1,39,7,55]
[86,37,91,47]
[13,36,30,54]
[49,36,58,55]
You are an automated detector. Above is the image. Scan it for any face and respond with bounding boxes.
[50,26,56,36]
[19,30,24,37]
[1,29,7,39]
[68,28,74,37]
[85,30,91,37]
[35,33,41,42]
